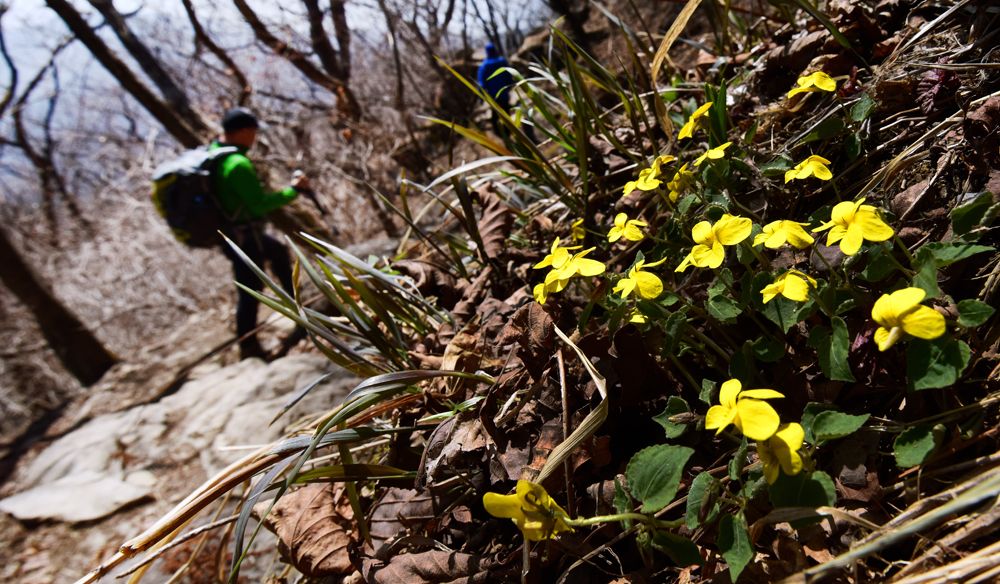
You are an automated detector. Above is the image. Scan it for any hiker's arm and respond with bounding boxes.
[227,158,298,218]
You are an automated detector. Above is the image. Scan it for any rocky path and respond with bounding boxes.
[0,327,358,582]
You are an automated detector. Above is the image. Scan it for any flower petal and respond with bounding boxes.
[739,388,785,400]
[855,207,894,242]
[483,492,522,520]
[691,221,715,245]
[780,273,811,302]
[633,271,663,299]
[840,222,865,255]
[735,399,780,441]
[714,215,752,245]
[696,241,725,268]
[719,379,742,407]
[901,305,946,340]
[705,404,736,434]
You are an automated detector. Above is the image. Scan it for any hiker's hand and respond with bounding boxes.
[292,173,311,191]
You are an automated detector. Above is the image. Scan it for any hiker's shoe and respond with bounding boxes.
[239,339,269,361]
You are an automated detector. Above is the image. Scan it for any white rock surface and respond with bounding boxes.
[1,353,356,524]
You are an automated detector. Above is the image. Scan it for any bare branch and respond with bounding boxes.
[86,0,210,136]
[328,0,352,79]
[232,0,361,120]
[0,4,16,119]
[44,0,203,147]
[302,0,343,79]
[181,0,252,106]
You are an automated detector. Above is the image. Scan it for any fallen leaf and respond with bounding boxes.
[262,483,356,577]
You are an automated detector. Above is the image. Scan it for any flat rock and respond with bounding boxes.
[0,472,152,524]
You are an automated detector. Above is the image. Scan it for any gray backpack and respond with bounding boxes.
[151,146,238,248]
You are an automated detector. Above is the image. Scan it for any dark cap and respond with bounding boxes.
[221,108,260,133]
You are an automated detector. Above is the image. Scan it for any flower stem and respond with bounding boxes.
[565,512,683,530]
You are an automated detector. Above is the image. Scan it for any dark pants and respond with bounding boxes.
[222,226,293,351]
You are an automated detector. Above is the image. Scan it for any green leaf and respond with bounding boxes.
[700,379,716,405]
[613,477,633,529]
[859,244,896,282]
[894,424,944,468]
[906,337,971,390]
[812,411,869,442]
[651,532,703,567]
[718,513,753,581]
[807,317,855,382]
[653,396,691,439]
[951,192,994,236]
[729,438,748,481]
[761,295,810,333]
[661,309,688,355]
[707,292,742,323]
[626,445,694,513]
[752,336,785,363]
[912,250,941,298]
[760,157,792,178]
[685,472,721,530]
[849,93,877,122]
[957,299,995,327]
[844,133,862,160]
[768,470,837,509]
[801,116,845,145]
[677,193,698,216]
[800,402,834,444]
[921,242,994,267]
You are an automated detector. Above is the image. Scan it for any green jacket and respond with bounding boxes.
[210,141,298,222]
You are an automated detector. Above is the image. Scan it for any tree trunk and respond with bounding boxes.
[0,226,117,386]
[87,0,211,136]
[45,0,204,148]
[233,0,361,120]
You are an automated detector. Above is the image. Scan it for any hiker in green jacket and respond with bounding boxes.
[214,108,309,360]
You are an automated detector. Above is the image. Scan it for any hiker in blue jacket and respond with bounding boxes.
[477,43,534,141]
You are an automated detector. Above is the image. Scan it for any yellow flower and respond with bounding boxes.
[754,220,815,249]
[812,198,894,256]
[532,240,604,305]
[483,480,573,541]
[678,102,713,140]
[608,213,647,243]
[785,155,833,183]
[676,214,752,272]
[571,218,585,241]
[693,141,732,166]
[758,423,805,484]
[666,163,694,203]
[761,270,817,304]
[623,155,676,197]
[533,237,579,271]
[871,287,946,351]
[787,71,837,98]
[613,258,666,300]
[628,308,648,324]
[704,379,784,441]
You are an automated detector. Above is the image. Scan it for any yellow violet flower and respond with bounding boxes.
[871,287,946,351]
[546,247,606,282]
[532,282,551,305]
[533,237,578,271]
[761,270,817,304]
[785,155,833,183]
[608,213,647,243]
[676,214,752,272]
[613,258,666,300]
[483,480,573,541]
[812,198,894,256]
[758,423,805,484]
[666,163,694,203]
[693,141,732,166]
[628,308,648,324]
[622,155,676,197]
[754,220,815,249]
[678,102,713,140]
[787,71,837,99]
[571,218,585,241]
[705,379,784,441]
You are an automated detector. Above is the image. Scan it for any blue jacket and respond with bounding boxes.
[477,44,514,106]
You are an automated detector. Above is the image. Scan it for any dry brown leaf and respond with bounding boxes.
[476,188,513,261]
[263,483,356,577]
[369,488,438,551]
[361,548,497,584]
